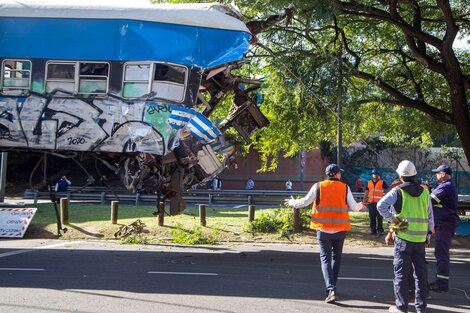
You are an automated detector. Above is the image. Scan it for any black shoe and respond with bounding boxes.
[429,283,448,293]
[370,231,377,235]
[378,230,384,235]
[325,290,336,303]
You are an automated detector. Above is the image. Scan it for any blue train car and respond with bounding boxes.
[0,0,267,212]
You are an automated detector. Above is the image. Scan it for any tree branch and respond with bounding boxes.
[353,70,453,123]
[335,1,443,49]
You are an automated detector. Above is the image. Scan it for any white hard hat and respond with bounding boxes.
[396,160,417,177]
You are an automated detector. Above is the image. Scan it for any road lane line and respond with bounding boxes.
[0,268,45,271]
[148,271,218,276]
[339,277,392,282]
[0,241,82,258]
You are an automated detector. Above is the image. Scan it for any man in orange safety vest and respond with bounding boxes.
[363,169,388,235]
[285,164,366,304]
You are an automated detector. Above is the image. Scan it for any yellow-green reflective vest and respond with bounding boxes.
[396,187,429,242]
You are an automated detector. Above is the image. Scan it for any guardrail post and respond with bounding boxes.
[293,208,301,233]
[60,198,69,225]
[33,192,38,205]
[199,204,206,226]
[208,194,213,207]
[111,201,118,224]
[66,193,71,201]
[248,195,253,205]
[100,192,106,205]
[248,205,255,222]
[135,193,140,207]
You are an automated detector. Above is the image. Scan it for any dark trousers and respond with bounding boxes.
[317,231,346,291]
[368,202,384,233]
[393,237,428,312]
[434,224,456,288]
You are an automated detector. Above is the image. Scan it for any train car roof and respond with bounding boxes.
[0,0,250,34]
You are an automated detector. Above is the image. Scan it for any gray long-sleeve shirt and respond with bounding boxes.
[377,186,434,232]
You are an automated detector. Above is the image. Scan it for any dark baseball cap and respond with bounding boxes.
[325,164,344,176]
[432,165,452,175]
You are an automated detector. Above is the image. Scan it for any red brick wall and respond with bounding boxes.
[218,149,330,191]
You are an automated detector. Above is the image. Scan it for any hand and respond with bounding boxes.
[385,231,395,245]
[284,198,295,207]
[425,234,432,247]
[358,202,367,212]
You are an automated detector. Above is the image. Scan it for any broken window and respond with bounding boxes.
[152,63,187,102]
[1,59,31,95]
[123,62,187,102]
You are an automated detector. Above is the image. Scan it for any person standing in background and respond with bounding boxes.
[429,165,460,293]
[246,177,254,190]
[285,179,292,191]
[363,169,388,235]
[355,176,364,192]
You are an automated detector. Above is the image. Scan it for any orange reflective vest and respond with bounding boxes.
[310,180,351,232]
[367,179,385,203]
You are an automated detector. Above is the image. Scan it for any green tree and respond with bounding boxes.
[157,1,469,166]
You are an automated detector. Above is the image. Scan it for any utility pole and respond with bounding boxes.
[336,45,344,168]
[299,151,305,191]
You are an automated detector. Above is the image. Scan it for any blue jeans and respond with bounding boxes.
[393,237,428,312]
[317,231,346,291]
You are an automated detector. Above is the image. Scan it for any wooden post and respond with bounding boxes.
[60,198,69,225]
[158,200,164,226]
[248,205,255,222]
[199,204,206,226]
[111,201,118,224]
[293,208,301,233]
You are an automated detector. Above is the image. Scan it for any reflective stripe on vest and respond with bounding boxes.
[311,180,350,232]
[367,180,385,203]
[396,187,429,242]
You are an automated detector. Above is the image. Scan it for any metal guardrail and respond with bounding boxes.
[22,188,470,213]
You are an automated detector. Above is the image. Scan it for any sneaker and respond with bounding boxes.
[325,290,336,303]
[370,231,377,235]
[429,282,448,293]
[388,305,407,313]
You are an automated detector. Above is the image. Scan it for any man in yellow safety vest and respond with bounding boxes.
[377,160,434,313]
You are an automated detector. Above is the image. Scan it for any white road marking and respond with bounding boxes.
[339,277,392,282]
[0,268,45,271]
[0,241,82,258]
[148,271,218,276]
[358,256,393,261]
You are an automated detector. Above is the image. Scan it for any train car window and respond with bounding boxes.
[46,62,76,95]
[1,59,31,95]
[78,62,109,95]
[151,63,187,102]
[123,63,151,98]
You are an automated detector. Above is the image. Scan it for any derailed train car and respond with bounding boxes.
[0,0,268,214]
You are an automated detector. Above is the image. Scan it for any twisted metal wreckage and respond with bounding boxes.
[0,1,293,216]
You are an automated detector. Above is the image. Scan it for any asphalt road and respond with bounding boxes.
[0,240,469,313]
